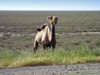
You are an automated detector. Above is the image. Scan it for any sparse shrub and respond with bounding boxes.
[0,44,5,47]
[72,41,80,45]
[96,41,100,47]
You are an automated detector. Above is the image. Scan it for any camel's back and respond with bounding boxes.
[35,25,51,44]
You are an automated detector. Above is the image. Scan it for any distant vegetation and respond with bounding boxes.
[0,11,100,68]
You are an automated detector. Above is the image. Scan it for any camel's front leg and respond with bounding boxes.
[51,39,56,49]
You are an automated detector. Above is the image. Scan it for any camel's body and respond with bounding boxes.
[34,24,51,47]
[34,16,58,53]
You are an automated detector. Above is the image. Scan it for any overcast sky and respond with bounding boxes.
[0,0,100,11]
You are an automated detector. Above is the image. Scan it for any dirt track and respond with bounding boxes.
[0,63,100,75]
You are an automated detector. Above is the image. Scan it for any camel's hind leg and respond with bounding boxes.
[43,43,51,51]
[33,41,38,54]
[43,45,46,50]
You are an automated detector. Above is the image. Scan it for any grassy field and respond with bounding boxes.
[0,11,100,68]
[0,47,100,68]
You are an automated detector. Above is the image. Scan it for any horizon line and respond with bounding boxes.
[0,10,100,11]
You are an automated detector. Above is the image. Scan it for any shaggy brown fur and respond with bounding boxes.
[33,16,58,53]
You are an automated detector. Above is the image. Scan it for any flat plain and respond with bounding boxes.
[0,11,100,68]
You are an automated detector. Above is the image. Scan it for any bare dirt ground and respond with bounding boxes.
[1,32,100,37]
[0,63,100,75]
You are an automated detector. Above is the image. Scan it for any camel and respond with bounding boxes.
[33,16,58,53]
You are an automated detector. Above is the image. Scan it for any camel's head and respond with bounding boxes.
[48,16,58,25]
[37,24,47,32]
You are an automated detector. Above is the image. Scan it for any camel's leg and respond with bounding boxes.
[51,40,56,48]
[43,43,51,50]
[47,43,51,48]
[46,43,51,50]
[52,43,55,48]
[33,41,38,54]
[43,44,46,50]
[51,40,56,51]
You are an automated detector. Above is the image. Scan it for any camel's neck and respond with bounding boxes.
[51,24,55,41]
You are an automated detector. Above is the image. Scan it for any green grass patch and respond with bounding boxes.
[0,47,100,68]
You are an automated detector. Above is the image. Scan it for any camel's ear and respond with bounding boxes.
[37,28,41,32]
[47,16,53,21]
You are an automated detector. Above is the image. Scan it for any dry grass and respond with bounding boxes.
[0,47,100,68]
